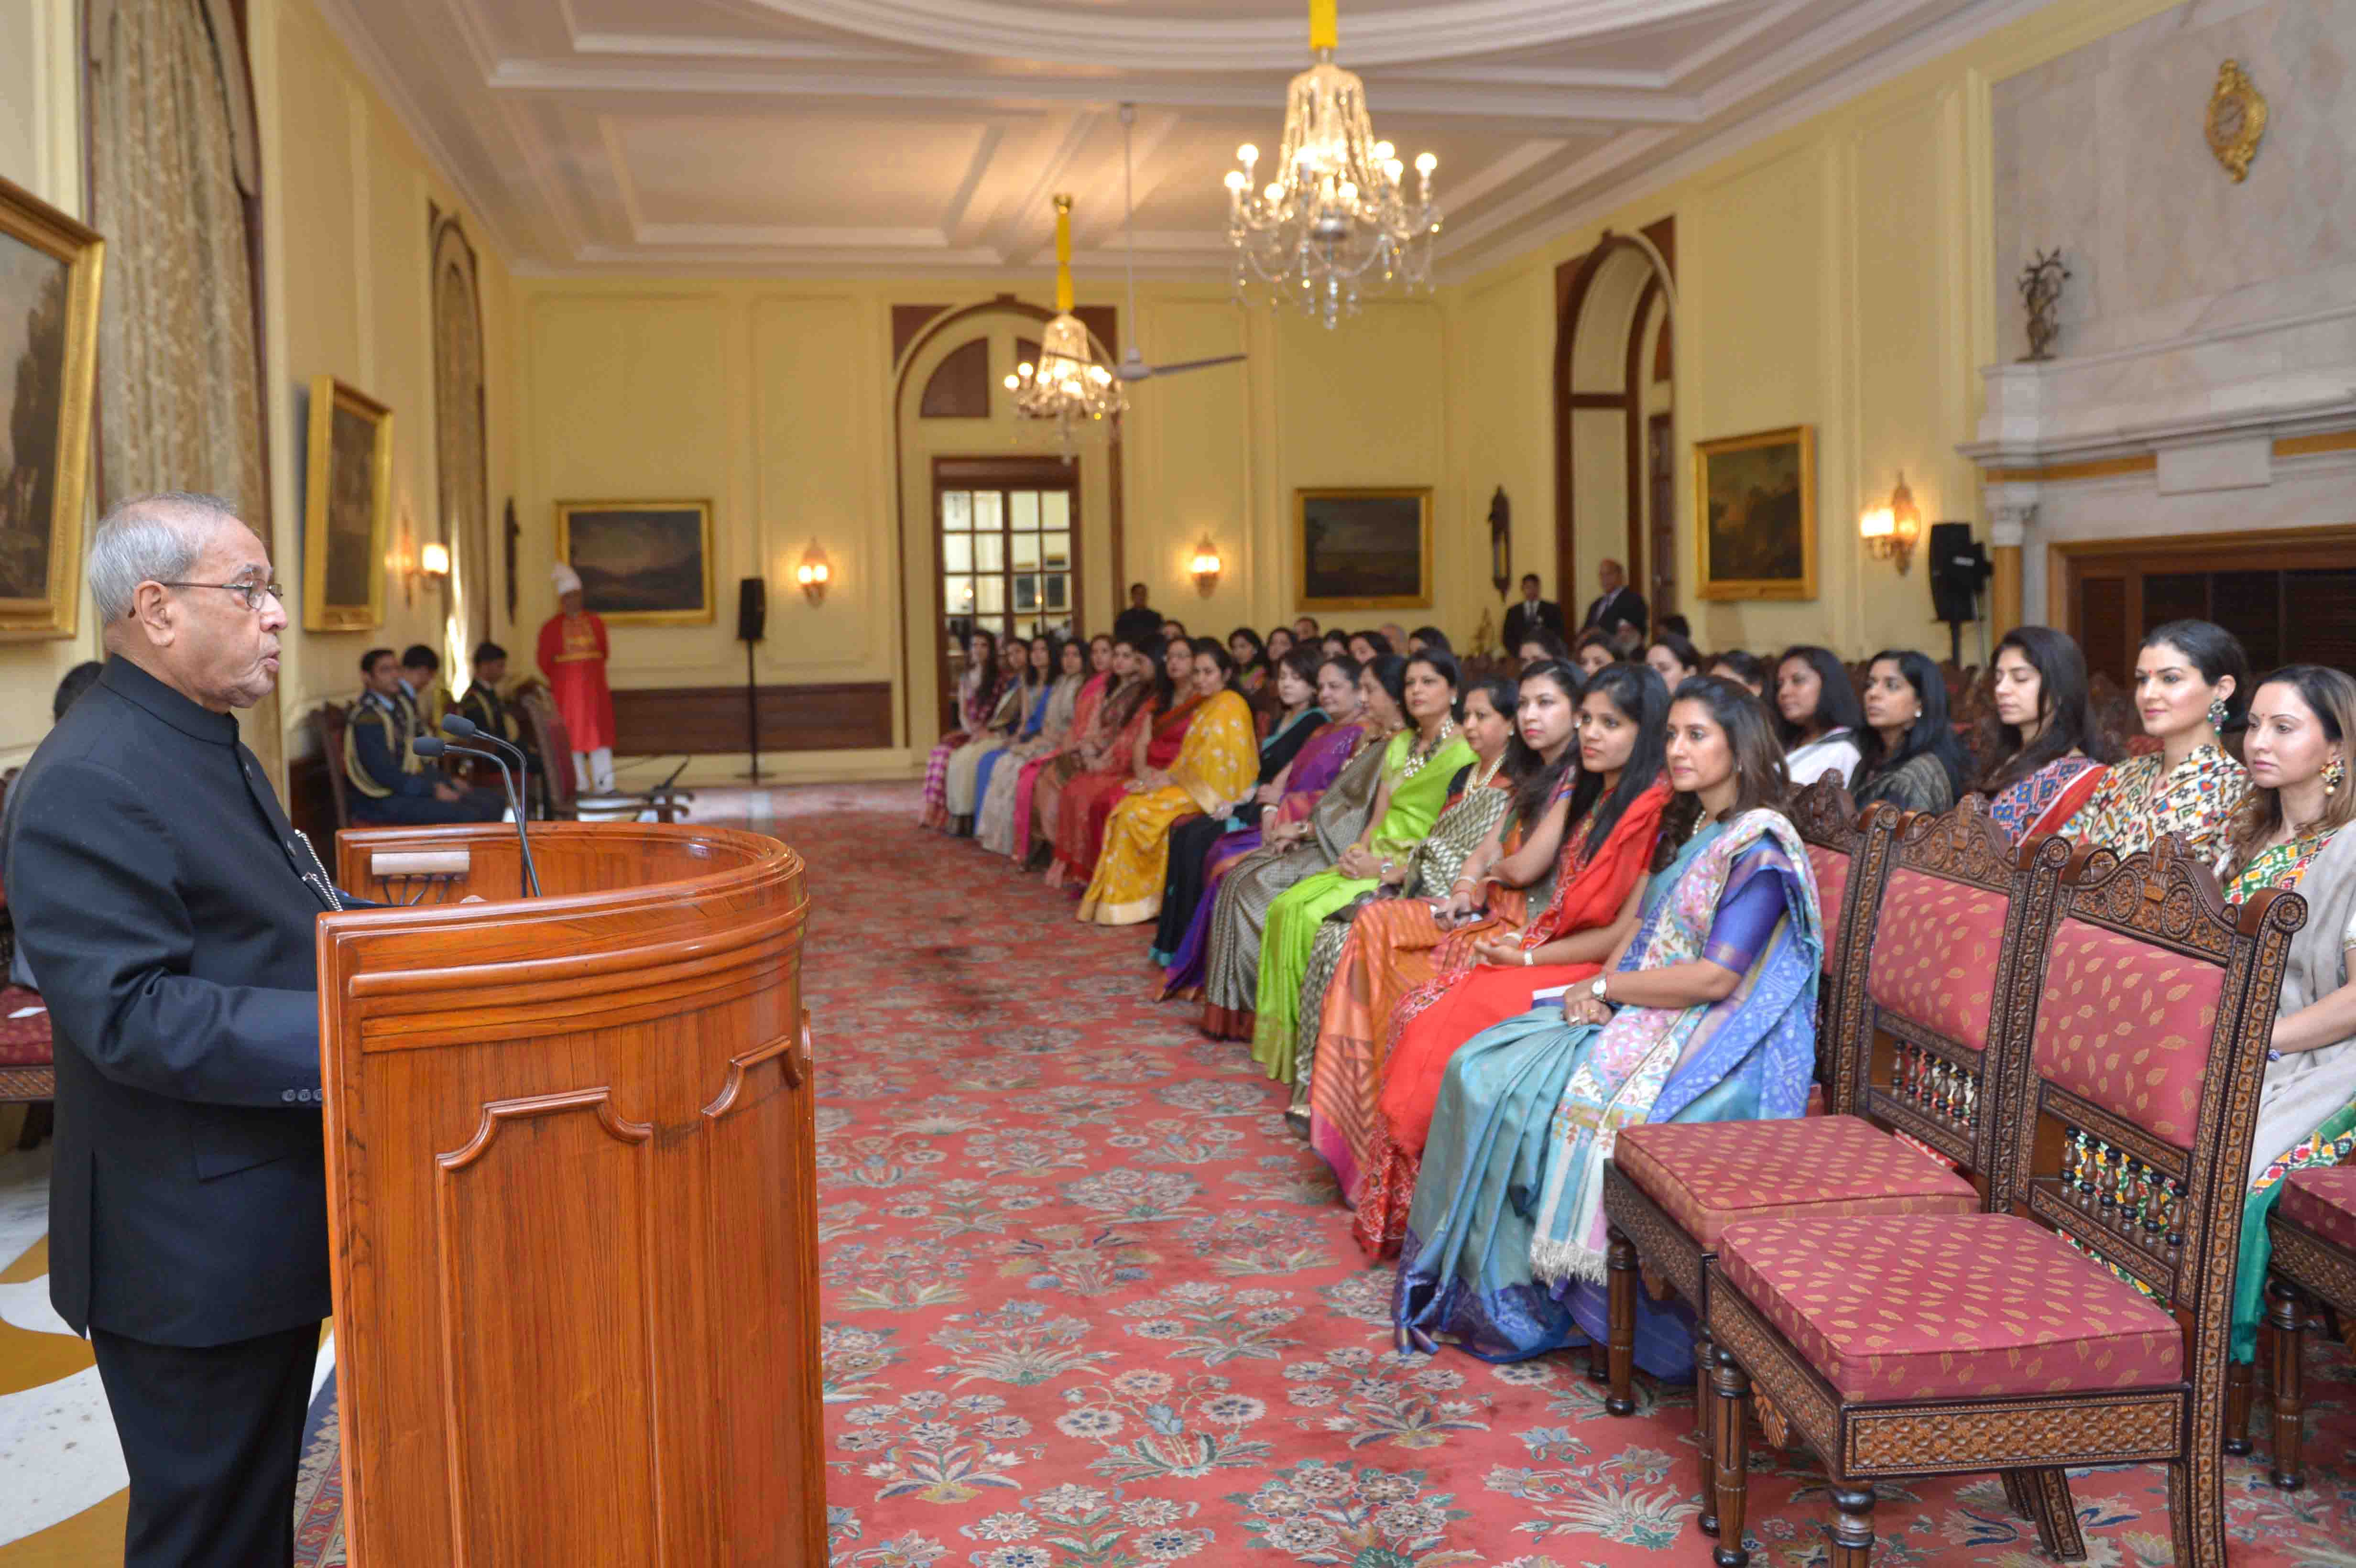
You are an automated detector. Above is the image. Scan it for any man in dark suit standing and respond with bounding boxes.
[2,492,340,1567]
[1112,581,1163,648]
[1580,557,1649,648]
[1500,574,1564,650]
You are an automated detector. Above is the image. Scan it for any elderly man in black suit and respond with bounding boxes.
[1580,557,1649,647]
[1,491,350,1567]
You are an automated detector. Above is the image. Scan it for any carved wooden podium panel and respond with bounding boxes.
[320,823,824,1565]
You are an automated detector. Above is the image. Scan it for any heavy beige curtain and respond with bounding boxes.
[431,217,488,670]
[87,0,276,778]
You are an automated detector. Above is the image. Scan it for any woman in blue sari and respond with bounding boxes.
[1394,677,1822,1371]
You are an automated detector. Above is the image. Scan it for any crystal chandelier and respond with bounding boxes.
[1223,0,1440,328]
[1004,195,1126,447]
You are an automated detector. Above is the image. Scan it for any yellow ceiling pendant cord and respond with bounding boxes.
[1054,193,1075,316]
[1309,0,1337,52]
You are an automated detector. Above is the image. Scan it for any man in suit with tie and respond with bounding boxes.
[1501,574,1564,651]
[1,491,349,1566]
[1580,558,1649,648]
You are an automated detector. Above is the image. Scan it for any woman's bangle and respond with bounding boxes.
[1522,949,1533,967]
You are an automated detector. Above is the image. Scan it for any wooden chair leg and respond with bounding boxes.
[2013,1468,2084,1560]
[1694,1319,1719,1538]
[2223,1358,2253,1455]
[1604,1227,1637,1414]
[1999,1470,2036,1524]
[2267,1276,2308,1492]
[1829,1483,1877,1568]
[2168,1414,2231,1568]
[1710,1348,1750,1568]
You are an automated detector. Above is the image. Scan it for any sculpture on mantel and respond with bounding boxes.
[2018,249,2070,362]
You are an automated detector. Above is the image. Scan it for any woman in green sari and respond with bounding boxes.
[1251,650,1474,1082]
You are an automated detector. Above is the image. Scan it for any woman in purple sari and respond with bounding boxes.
[1157,655,1369,992]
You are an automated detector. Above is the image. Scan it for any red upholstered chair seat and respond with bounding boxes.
[1805,844,1850,963]
[1717,1213,2182,1401]
[1615,1117,1976,1251]
[0,986,51,1068]
[1864,870,2007,1052]
[2280,1166,2356,1254]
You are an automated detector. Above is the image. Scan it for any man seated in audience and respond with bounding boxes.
[344,648,502,824]
[399,643,451,732]
[456,639,543,797]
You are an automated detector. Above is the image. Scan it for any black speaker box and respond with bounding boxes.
[1928,522,1989,625]
[737,576,767,643]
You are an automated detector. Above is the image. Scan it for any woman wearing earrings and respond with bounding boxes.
[1848,648,1972,813]
[977,636,1090,857]
[919,627,1005,828]
[1975,626,2115,843]
[2063,619,2250,856]
[2214,665,2356,1370]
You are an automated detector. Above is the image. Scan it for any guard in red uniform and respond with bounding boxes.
[536,562,615,792]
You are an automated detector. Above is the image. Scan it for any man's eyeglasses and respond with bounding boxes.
[154,580,285,613]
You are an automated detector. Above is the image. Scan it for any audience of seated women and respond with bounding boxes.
[960,635,1051,832]
[1643,632,1703,691]
[976,636,1088,855]
[940,636,1035,834]
[1974,624,2114,842]
[1002,635,1115,862]
[1394,677,1821,1367]
[1772,645,1864,788]
[1200,655,1410,1038]
[2063,617,2251,856]
[1032,639,1150,863]
[1348,631,1393,664]
[1251,651,1475,1081]
[920,628,1004,828]
[1049,636,1200,885]
[1516,630,1571,669]
[1353,663,1674,1256]
[1849,647,1971,812]
[1080,643,1258,925]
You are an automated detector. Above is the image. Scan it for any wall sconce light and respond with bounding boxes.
[1189,535,1223,597]
[419,541,451,580]
[1860,472,1922,574]
[794,540,832,605]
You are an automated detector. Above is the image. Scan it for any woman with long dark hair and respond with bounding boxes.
[1643,632,1703,691]
[2063,618,2250,856]
[918,626,1004,828]
[1772,645,1864,789]
[942,635,1036,834]
[1044,636,1182,884]
[1080,642,1259,924]
[1708,649,1767,698]
[1975,625,2115,842]
[976,635,1089,855]
[1005,634,1115,864]
[1395,676,1821,1367]
[1848,649,1971,812]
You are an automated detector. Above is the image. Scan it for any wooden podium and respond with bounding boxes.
[317,822,825,1565]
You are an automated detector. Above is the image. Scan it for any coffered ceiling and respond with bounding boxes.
[317,0,2032,277]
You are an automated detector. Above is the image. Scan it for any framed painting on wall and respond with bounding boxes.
[556,501,715,625]
[301,376,393,632]
[1694,425,1815,601]
[0,174,104,640]
[1296,487,1432,611]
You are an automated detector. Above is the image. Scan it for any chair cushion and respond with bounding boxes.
[1717,1213,2183,1402]
[0,986,51,1067]
[1616,1116,1978,1251]
[2280,1166,2356,1255]
[1864,870,2006,1053]
[2030,917,2222,1150]
[1806,845,1851,967]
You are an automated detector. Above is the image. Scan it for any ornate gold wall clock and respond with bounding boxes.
[2205,59,2267,183]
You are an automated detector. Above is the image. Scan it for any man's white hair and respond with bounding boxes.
[87,492,244,622]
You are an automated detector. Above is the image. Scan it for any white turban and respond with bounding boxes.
[551,562,583,596]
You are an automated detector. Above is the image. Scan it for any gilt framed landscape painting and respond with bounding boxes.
[1296,487,1432,611]
[0,174,104,640]
[556,501,715,625]
[301,376,393,631]
[1694,425,1816,602]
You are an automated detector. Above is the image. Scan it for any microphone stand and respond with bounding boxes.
[416,736,541,897]
[441,714,546,896]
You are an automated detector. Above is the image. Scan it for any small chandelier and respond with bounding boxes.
[1223,0,1440,328]
[1004,194,1125,447]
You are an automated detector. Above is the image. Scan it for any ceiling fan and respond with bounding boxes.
[1112,103,1246,386]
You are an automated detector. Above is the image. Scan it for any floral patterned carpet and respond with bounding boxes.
[306,783,2356,1567]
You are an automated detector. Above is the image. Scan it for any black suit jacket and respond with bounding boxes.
[1502,599,1564,649]
[1581,586,1649,639]
[1,659,336,1345]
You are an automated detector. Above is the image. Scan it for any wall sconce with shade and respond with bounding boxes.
[1860,472,1922,574]
[794,540,832,605]
[419,541,450,581]
[1189,535,1223,597]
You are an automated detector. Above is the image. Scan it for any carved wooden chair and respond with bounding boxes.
[2258,1165,2356,1489]
[313,702,355,831]
[0,766,55,1149]
[1789,776,1874,1096]
[1598,797,2063,1541]
[1705,835,2302,1568]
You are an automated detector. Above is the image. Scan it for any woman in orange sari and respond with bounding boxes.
[1032,640,1147,861]
[1352,661,1673,1256]
[1049,637,1203,887]
[1080,644,1258,924]
[1305,661,1584,1200]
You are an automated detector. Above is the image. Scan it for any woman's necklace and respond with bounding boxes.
[1398,718,1459,780]
[1463,750,1506,793]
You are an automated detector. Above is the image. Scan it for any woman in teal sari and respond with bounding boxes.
[1251,650,1474,1082]
[1394,677,1822,1370]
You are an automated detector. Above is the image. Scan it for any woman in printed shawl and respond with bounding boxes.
[977,637,1090,856]
[949,636,1043,829]
[1395,678,1821,1369]
[1197,656,1409,1036]
[1032,640,1150,860]
[1847,649,1972,815]
[1348,664,1672,1254]
[2214,667,2356,1363]
[1156,656,1369,989]
[2064,619,2251,858]
[1974,626,2114,843]
[1250,652,1475,1082]
[1079,644,1259,925]
[918,628,1003,828]
[1048,637,1206,886]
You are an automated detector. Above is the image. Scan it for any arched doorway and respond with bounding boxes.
[1554,222,1676,628]
[430,210,488,679]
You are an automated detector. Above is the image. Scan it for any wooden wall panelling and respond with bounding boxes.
[919,338,992,418]
[609,681,894,755]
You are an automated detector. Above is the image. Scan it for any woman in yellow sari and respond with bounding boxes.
[1080,642,1259,925]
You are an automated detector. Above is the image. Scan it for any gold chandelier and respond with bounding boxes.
[1223,0,1440,327]
[1004,195,1126,446]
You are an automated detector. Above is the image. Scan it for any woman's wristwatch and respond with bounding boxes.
[1589,976,1613,1007]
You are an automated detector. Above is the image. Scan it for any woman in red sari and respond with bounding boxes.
[1352,662,1674,1256]
[1004,634,1114,862]
[1048,637,1204,886]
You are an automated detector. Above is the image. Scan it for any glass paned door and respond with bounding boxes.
[933,457,1082,731]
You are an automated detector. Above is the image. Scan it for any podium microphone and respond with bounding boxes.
[440,714,545,893]
[416,736,542,897]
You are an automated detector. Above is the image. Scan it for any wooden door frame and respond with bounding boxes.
[927,454,1084,734]
[1551,216,1675,614]
[2050,524,2356,634]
